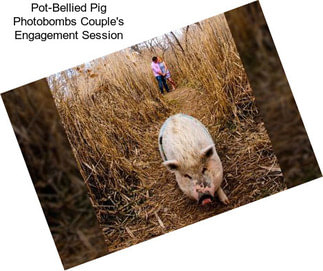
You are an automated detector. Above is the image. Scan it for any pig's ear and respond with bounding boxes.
[200,144,215,161]
[162,160,180,172]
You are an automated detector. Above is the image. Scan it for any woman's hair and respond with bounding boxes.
[157,56,163,62]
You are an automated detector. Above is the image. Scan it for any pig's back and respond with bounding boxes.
[159,114,214,163]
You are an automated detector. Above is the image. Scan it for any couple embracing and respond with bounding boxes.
[151,56,176,94]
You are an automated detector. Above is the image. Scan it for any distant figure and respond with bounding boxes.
[158,56,176,90]
[151,56,170,94]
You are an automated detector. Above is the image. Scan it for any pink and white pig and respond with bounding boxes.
[158,114,229,206]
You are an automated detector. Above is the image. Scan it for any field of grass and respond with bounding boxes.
[49,14,285,253]
[1,80,108,268]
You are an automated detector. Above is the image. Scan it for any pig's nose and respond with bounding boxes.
[198,193,214,205]
[196,185,213,195]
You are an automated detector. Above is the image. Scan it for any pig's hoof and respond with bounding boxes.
[217,188,230,205]
[219,194,230,205]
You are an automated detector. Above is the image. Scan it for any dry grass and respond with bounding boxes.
[49,14,286,253]
[225,3,321,186]
[1,80,107,269]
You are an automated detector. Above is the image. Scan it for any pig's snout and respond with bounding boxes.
[198,193,214,206]
[194,184,215,205]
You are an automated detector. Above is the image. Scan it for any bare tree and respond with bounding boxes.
[170,31,185,55]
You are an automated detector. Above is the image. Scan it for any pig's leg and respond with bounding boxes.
[217,187,229,205]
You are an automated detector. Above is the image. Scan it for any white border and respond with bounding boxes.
[0,1,322,270]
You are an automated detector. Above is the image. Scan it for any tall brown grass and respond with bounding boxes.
[1,80,107,268]
[225,2,321,186]
[48,14,284,252]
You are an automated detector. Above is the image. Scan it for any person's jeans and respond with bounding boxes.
[156,75,170,94]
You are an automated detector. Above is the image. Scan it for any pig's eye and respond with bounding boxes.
[184,174,192,179]
[202,168,207,174]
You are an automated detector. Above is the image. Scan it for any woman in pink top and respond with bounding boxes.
[158,56,176,90]
[151,56,170,94]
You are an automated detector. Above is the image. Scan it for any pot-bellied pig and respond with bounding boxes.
[158,113,229,206]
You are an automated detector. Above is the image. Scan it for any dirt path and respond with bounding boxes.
[165,87,213,117]
[108,87,285,252]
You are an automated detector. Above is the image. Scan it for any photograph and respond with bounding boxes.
[2,2,321,269]
[48,12,285,254]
